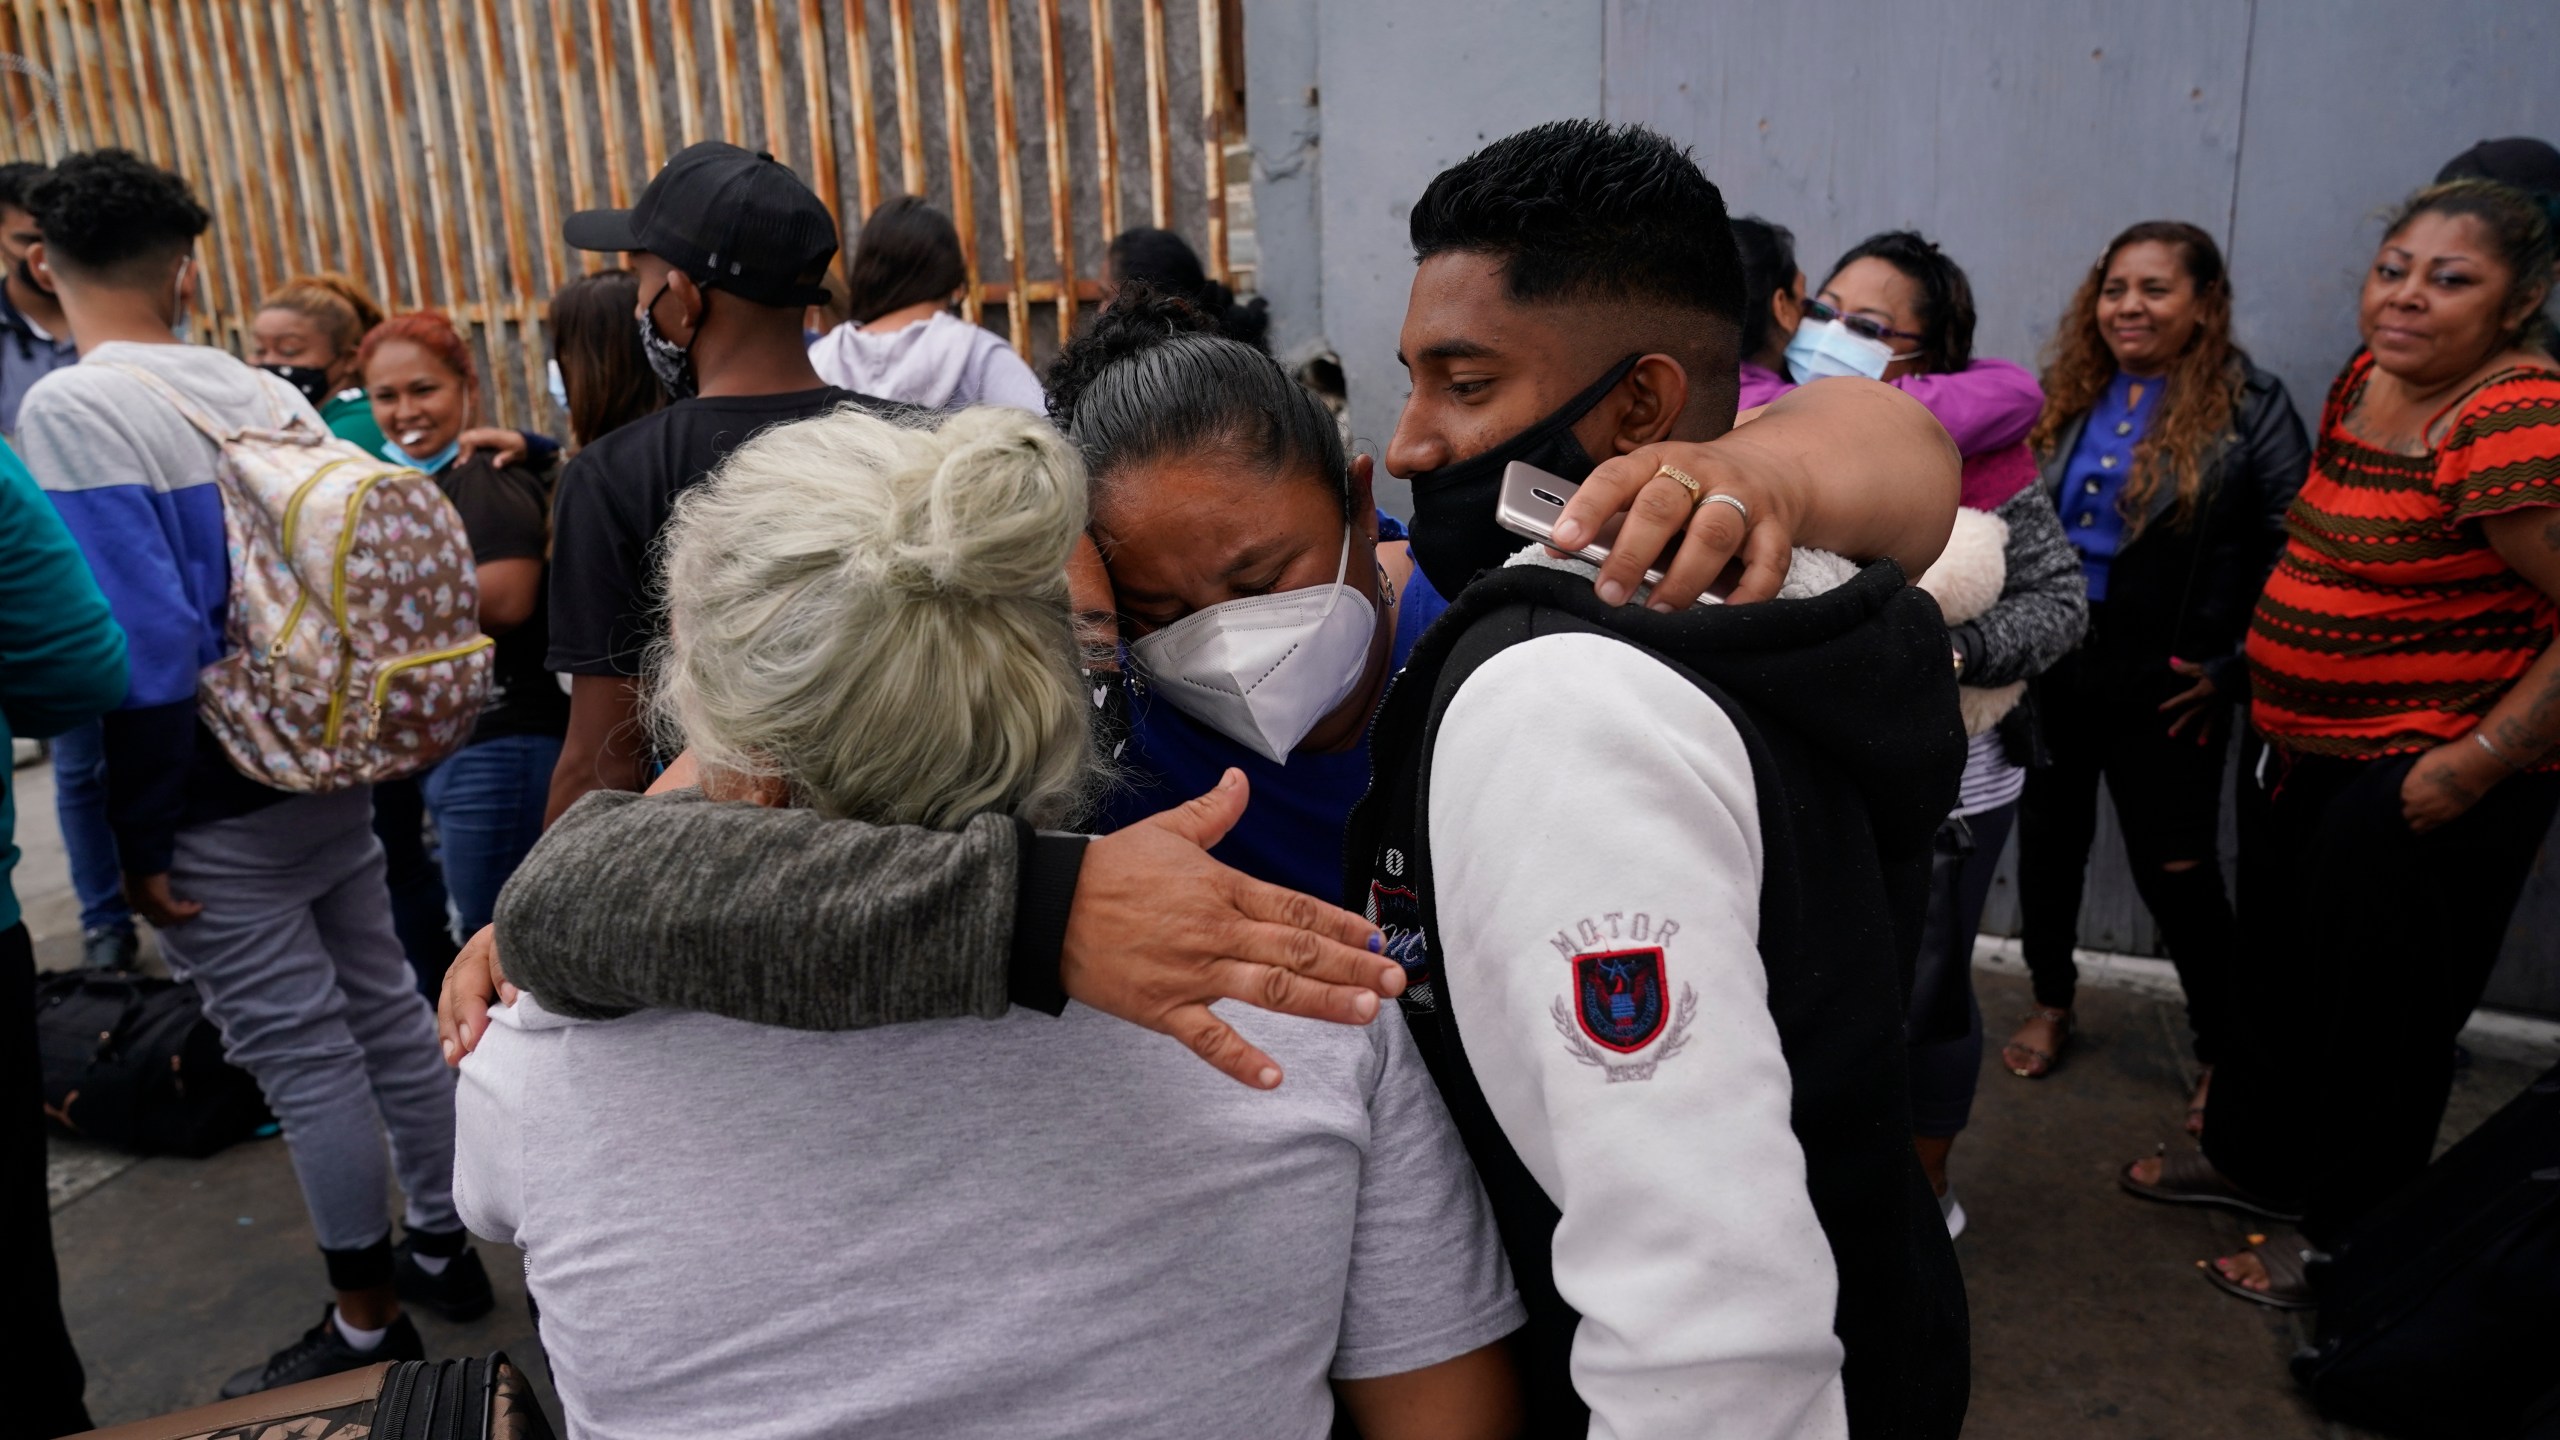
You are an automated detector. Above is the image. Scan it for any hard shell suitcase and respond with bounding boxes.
[71,1353,554,1440]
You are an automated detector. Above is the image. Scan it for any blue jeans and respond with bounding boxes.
[49,720,130,936]
[420,733,563,940]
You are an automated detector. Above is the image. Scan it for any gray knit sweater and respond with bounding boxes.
[1949,484,2088,686]
[493,789,1056,1030]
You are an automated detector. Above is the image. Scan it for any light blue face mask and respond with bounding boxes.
[546,359,569,414]
[1784,317,1914,383]
[384,436,463,474]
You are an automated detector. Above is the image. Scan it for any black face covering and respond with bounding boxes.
[258,363,336,407]
[1402,354,1641,599]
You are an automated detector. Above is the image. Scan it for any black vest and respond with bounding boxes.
[1344,561,1971,1438]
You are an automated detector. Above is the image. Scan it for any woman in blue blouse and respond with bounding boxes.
[2007,223,2310,1124]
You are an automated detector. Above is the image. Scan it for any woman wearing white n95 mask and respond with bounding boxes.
[1068,287,1452,901]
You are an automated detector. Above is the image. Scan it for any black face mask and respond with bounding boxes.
[1402,354,1641,599]
[638,280,699,400]
[257,363,336,407]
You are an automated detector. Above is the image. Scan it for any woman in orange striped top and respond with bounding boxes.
[2118,178,2560,1309]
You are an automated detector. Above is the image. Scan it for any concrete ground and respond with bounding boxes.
[17,748,2551,1435]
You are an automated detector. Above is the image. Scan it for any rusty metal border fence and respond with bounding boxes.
[0,0,1239,430]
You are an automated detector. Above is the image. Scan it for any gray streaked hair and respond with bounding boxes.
[648,404,1096,830]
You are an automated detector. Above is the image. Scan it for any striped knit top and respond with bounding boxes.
[2245,350,2560,760]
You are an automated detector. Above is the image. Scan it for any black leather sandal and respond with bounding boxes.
[2200,1235,2317,1310]
[2117,1145,2304,1223]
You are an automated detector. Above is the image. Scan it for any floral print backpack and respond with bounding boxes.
[108,364,492,792]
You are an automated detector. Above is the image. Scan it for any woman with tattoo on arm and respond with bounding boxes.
[2117,178,2560,1310]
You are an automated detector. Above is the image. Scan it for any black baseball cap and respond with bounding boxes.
[2437,137,2560,198]
[565,141,838,309]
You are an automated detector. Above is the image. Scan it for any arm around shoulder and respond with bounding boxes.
[1730,378,1961,577]
[495,789,1026,1030]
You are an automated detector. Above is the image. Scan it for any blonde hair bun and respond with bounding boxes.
[886,406,1088,603]
[652,404,1096,829]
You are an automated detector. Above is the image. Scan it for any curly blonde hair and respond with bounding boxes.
[2029,222,2241,537]
[649,406,1098,830]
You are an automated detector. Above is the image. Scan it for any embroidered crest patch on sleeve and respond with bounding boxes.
[1551,945,1697,1082]
[1572,947,1667,1050]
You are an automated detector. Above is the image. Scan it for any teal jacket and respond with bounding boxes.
[0,438,128,931]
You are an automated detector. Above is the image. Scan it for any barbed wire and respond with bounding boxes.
[0,51,70,159]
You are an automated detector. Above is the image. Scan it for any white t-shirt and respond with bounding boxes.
[456,993,1522,1440]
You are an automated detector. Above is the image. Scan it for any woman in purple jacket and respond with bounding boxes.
[1731,215,2047,456]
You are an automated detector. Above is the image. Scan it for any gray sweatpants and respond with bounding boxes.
[159,787,458,1256]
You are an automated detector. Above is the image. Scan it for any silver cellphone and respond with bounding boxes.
[1492,460,1669,589]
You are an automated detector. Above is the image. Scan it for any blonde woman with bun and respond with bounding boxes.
[453,405,1525,1440]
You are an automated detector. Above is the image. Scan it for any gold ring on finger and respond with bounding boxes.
[1654,463,1702,509]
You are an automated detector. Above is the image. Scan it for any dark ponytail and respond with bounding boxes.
[1045,284,1346,516]
[1104,227,1270,352]
[845,196,969,325]
[1730,217,1797,362]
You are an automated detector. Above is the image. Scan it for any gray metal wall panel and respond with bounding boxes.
[2224,0,2560,424]
[1312,0,1605,515]
[1603,0,2249,387]
[1244,0,1326,362]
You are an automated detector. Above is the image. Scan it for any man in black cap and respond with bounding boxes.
[546,141,889,822]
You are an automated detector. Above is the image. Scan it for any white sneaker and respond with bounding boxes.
[1938,1189,1967,1240]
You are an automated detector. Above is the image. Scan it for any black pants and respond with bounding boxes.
[2017,643,2240,1060]
[1907,803,2017,1140]
[370,774,456,999]
[4,922,94,1437]
[2202,747,2560,1245]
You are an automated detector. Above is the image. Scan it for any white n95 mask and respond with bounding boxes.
[1786,317,1910,383]
[1129,524,1377,764]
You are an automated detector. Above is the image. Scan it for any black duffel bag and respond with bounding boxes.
[2292,1060,2560,1438]
[35,968,271,1158]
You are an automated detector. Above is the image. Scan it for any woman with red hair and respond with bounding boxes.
[358,314,571,983]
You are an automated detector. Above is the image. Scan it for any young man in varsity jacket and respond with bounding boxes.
[1361,120,1970,1438]
[434,124,1968,1438]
